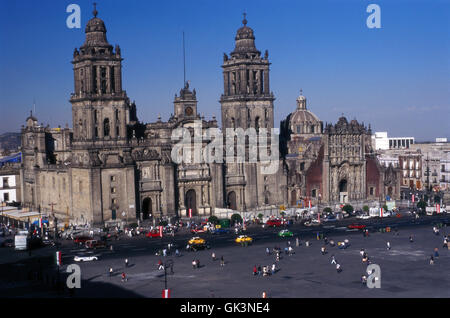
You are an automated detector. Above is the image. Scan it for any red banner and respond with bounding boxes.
[412,195,415,203]
[189,209,192,218]
[159,226,163,238]
[436,204,440,214]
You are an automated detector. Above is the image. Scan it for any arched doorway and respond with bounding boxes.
[142,197,152,220]
[185,190,197,216]
[227,191,237,210]
[388,187,393,198]
[290,190,297,206]
[339,179,348,203]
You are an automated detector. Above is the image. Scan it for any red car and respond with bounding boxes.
[73,236,91,244]
[266,219,282,227]
[146,230,161,238]
[347,223,366,230]
[191,227,207,234]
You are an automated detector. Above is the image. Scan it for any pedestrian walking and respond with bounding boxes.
[409,235,414,243]
[125,258,129,267]
[121,272,127,282]
[175,249,180,257]
[321,246,326,255]
[430,255,434,265]
[158,259,164,270]
[196,259,200,268]
[109,267,113,277]
[360,249,365,257]
[361,275,367,285]
[329,240,335,247]
[192,259,197,269]
[257,265,262,275]
[336,263,342,273]
[253,265,258,276]
[271,263,276,275]
[211,252,216,261]
[331,255,336,265]
[387,242,391,250]
[163,249,167,257]
[296,237,300,247]
[266,247,270,255]
[434,248,439,258]
[288,246,294,255]
[220,256,225,267]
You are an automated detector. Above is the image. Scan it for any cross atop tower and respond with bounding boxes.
[243,12,247,25]
[93,2,98,17]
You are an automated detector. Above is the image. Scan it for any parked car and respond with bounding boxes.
[235,235,253,244]
[324,215,337,222]
[85,240,107,249]
[211,227,231,234]
[347,223,366,230]
[266,219,282,227]
[146,230,161,238]
[73,236,91,245]
[278,229,293,237]
[1,238,14,247]
[74,255,98,262]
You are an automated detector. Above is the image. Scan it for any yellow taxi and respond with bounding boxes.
[235,235,253,244]
[188,237,206,245]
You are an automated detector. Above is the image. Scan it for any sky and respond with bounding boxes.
[0,0,449,141]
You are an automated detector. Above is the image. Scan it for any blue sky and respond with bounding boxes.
[0,0,449,141]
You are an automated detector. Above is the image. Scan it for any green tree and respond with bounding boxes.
[363,205,369,213]
[208,215,219,225]
[230,213,243,226]
[323,207,332,213]
[417,200,427,214]
[383,205,388,212]
[342,204,354,214]
[257,213,264,220]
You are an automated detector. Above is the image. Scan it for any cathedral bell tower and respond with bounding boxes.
[70,4,131,144]
[220,14,275,132]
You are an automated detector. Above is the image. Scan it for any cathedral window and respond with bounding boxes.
[311,189,316,198]
[255,117,260,133]
[370,187,374,196]
[111,67,115,93]
[111,175,116,182]
[111,187,116,194]
[100,67,107,94]
[115,109,119,120]
[104,118,110,137]
[310,126,315,134]
[300,162,305,171]
[297,125,301,134]
[94,110,98,124]
[116,126,119,137]
[93,66,97,93]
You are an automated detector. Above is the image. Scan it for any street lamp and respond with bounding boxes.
[163,259,174,291]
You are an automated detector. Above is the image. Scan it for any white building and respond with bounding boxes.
[0,173,18,203]
[372,132,414,150]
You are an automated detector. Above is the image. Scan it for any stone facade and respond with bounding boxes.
[281,94,401,207]
[19,10,287,226]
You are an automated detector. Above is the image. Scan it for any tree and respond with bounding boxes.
[363,205,369,213]
[342,204,354,214]
[257,213,264,220]
[208,215,219,225]
[230,213,243,226]
[417,200,427,214]
[382,205,388,212]
[323,207,332,214]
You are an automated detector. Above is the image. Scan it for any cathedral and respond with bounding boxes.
[19,7,400,227]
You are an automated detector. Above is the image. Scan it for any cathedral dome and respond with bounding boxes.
[81,5,111,49]
[231,14,260,57]
[289,91,322,135]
